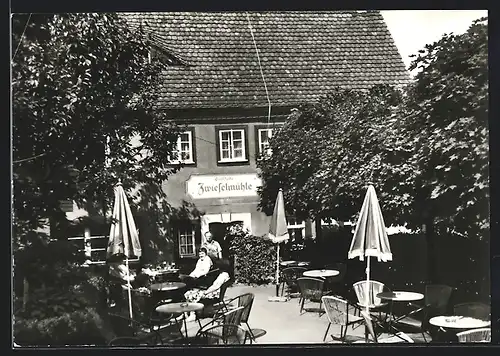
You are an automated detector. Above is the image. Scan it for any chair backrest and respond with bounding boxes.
[297,277,325,300]
[236,293,255,323]
[424,284,453,313]
[217,278,232,302]
[322,295,355,327]
[281,267,307,286]
[223,306,245,325]
[196,324,248,345]
[360,311,378,342]
[353,280,388,307]
[456,328,491,343]
[453,302,491,321]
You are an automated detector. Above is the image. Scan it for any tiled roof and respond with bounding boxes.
[121,11,410,110]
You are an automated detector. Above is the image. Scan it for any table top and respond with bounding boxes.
[280,260,310,267]
[150,281,186,292]
[303,269,340,278]
[156,302,204,314]
[377,291,424,302]
[429,316,491,329]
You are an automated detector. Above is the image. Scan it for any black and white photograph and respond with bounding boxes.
[11,9,492,347]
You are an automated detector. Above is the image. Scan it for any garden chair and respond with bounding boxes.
[355,311,414,343]
[396,284,453,342]
[279,267,307,300]
[453,302,491,321]
[197,306,246,332]
[321,295,364,343]
[195,278,233,323]
[196,268,221,289]
[352,280,391,320]
[194,324,249,345]
[225,293,264,343]
[456,328,491,343]
[297,277,329,316]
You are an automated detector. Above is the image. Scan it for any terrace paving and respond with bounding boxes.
[175,284,429,344]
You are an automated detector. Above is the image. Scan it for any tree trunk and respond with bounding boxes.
[424,213,438,285]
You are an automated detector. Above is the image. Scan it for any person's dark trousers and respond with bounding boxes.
[179,274,199,289]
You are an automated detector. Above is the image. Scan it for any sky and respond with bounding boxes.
[380,10,488,76]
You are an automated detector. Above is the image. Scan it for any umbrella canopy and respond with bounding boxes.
[107,182,142,260]
[348,184,392,262]
[348,184,392,321]
[267,189,290,297]
[107,181,141,319]
[268,189,290,244]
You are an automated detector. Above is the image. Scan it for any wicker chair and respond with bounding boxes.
[453,302,491,321]
[352,281,391,320]
[197,306,246,333]
[321,295,364,342]
[195,278,233,323]
[195,324,249,345]
[279,267,307,299]
[457,328,491,343]
[297,277,329,316]
[222,293,262,342]
[396,284,454,342]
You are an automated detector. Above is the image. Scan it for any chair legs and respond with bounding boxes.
[323,323,331,342]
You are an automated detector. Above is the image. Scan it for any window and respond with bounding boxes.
[257,128,273,156]
[216,127,248,164]
[169,129,195,165]
[178,227,196,257]
[287,218,305,241]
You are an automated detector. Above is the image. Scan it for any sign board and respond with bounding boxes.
[186,173,262,199]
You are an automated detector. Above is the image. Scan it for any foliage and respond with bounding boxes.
[228,225,276,285]
[12,13,182,233]
[399,16,489,238]
[257,85,406,224]
[14,308,107,346]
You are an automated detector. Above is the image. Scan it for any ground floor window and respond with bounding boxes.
[178,227,196,258]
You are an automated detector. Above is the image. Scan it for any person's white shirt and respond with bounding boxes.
[203,240,222,259]
[189,255,213,278]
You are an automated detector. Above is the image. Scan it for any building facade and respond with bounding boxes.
[121,11,410,263]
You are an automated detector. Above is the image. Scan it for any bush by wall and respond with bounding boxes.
[228,226,276,285]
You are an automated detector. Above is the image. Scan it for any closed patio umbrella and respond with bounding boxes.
[107,181,142,319]
[348,184,392,315]
[267,188,290,297]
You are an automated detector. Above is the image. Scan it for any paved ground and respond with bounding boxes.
[177,284,429,344]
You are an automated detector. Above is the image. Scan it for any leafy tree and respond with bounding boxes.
[257,85,406,229]
[397,17,489,282]
[12,13,182,237]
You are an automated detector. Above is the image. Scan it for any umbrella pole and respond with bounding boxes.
[276,244,280,296]
[126,257,133,319]
[365,255,371,342]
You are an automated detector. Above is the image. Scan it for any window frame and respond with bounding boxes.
[254,124,283,158]
[168,127,196,166]
[215,125,249,165]
[178,226,197,258]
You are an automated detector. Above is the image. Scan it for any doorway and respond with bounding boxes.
[209,221,244,276]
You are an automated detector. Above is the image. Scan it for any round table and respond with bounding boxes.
[156,302,204,338]
[150,281,186,292]
[302,269,339,278]
[429,316,491,330]
[377,291,424,302]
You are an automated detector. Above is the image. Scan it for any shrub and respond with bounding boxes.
[228,226,277,285]
[13,308,108,346]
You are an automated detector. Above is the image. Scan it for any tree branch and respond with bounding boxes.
[13,152,47,164]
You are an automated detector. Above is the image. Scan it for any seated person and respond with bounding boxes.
[182,259,231,322]
[179,247,213,288]
[107,258,136,308]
